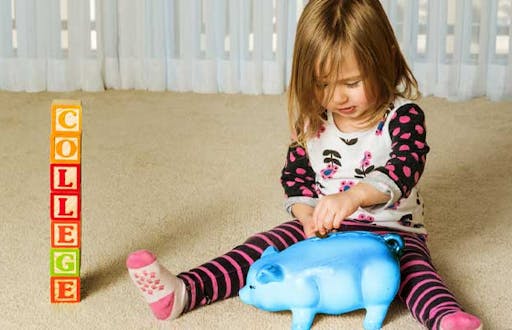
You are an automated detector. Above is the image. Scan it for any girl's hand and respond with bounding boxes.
[312,190,363,236]
[292,183,390,237]
[291,204,317,238]
[300,214,318,238]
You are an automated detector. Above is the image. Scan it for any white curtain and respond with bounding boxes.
[0,0,103,91]
[103,0,298,94]
[382,0,512,101]
[0,0,511,100]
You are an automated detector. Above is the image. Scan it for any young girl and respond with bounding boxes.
[126,1,482,329]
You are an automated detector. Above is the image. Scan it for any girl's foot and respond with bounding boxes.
[126,250,188,320]
[440,311,483,330]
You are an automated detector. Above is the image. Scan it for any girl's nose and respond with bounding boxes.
[331,85,348,105]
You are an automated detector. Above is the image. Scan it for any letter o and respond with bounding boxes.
[56,138,77,158]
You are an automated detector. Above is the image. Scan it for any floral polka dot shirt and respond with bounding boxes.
[281,98,430,234]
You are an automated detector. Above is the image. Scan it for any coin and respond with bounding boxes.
[315,231,328,239]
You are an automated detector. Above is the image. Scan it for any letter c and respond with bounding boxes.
[58,109,78,130]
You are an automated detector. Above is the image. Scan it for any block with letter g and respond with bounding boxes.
[50,248,80,277]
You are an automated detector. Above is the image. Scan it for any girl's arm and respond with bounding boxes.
[365,103,430,203]
[281,144,318,237]
[378,104,429,197]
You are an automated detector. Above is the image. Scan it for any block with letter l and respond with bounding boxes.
[50,191,81,221]
[50,164,81,192]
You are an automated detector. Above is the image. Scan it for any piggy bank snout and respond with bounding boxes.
[240,281,262,305]
[239,263,284,306]
[239,285,250,303]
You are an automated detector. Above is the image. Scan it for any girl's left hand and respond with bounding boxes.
[312,190,362,236]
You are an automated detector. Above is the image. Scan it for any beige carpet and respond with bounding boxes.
[1,90,510,329]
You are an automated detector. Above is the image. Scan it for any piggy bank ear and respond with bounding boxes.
[261,246,278,258]
[256,264,283,284]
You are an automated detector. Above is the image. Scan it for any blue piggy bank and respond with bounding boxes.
[239,231,404,330]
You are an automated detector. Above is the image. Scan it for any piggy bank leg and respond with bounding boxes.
[290,308,316,330]
[363,304,389,330]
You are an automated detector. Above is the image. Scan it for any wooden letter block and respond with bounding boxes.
[50,164,81,192]
[50,277,80,303]
[50,248,80,276]
[50,133,81,164]
[51,221,80,248]
[50,192,81,221]
[49,99,83,304]
[51,100,82,133]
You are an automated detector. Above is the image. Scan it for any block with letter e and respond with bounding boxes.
[51,221,80,248]
[50,277,80,303]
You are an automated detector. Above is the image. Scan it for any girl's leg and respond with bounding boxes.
[127,220,306,320]
[397,233,482,330]
[177,220,306,312]
[337,220,481,330]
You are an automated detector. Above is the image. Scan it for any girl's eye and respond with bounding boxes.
[346,81,361,88]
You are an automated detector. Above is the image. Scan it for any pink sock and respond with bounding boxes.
[126,250,188,320]
[440,311,482,330]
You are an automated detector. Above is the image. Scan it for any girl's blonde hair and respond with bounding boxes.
[288,0,420,146]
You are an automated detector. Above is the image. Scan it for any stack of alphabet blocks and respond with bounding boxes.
[49,100,82,303]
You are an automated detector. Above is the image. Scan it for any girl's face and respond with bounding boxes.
[316,49,376,132]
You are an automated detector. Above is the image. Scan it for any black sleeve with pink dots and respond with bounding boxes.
[375,103,430,198]
[280,144,318,199]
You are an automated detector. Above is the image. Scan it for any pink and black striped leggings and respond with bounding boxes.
[177,219,462,330]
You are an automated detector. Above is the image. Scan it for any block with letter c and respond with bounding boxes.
[51,100,82,133]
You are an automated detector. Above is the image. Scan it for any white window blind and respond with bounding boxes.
[0,0,510,100]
